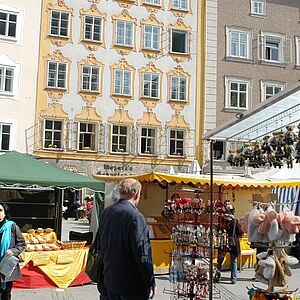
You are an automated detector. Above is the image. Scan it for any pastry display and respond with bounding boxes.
[24,228,60,251]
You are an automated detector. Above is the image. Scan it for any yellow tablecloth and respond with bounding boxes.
[19,247,89,289]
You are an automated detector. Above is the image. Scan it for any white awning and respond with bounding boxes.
[203,82,300,141]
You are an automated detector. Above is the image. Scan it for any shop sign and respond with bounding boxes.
[96,164,135,176]
[33,253,51,266]
[56,251,75,264]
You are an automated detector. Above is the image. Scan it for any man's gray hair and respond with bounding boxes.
[118,178,141,198]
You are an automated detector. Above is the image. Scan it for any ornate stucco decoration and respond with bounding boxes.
[44,50,71,100]
[137,111,162,127]
[46,0,74,47]
[110,58,136,106]
[166,113,190,128]
[77,54,104,104]
[138,62,163,108]
[74,106,102,122]
[140,14,164,59]
[111,10,137,55]
[168,18,192,62]
[79,5,107,51]
[108,108,134,124]
[167,65,191,112]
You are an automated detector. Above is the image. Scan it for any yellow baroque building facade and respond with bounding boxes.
[32,0,207,177]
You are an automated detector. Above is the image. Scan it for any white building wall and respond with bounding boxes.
[0,1,42,153]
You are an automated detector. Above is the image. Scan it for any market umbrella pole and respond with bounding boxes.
[209,140,214,300]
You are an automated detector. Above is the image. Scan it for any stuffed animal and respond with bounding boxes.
[247,207,264,243]
[238,213,249,233]
[283,209,300,234]
[257,251,276,279]
[277,249,299,277]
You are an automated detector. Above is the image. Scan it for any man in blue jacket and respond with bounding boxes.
[96,178,156,300]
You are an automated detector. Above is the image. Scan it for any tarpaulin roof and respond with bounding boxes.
[0,151,105,192]
[93,171,300,188]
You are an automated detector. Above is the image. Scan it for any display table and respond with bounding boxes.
[14,247,91,289]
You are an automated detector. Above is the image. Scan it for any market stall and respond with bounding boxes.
[0,151,105,289]
[203,82,300,299]
[94,171,299,278]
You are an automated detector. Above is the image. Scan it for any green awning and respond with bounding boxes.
[0,151,105,192]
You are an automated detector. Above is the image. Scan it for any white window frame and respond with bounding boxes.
[50,10,70,38]
[261,81,285,102]
[259,32,290,64]
[81,65,100,92]
[47,61,67,89]
[296,36,300,67]
[0,122,12,151]
[170,75,188,101]
[0,5,23,44]
[83,15,102,43]
[0,54,20,99]
[111,124,130,153]
[171,29,189,54]
[77,122,97,151]
[43,119,63,149]
[169,129,185,156]
[250,0,266,16]
[115,20,133,47]
[172,0,188,11]
[139,127,157,155]
[226,27,251,60]
[143,0,161,6]
[113,69,132,96]
[225,77,250,110]
[144,25,160,51]
[142,72,160,99]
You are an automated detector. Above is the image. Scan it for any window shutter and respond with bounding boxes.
[283,37,292,63]
[70,121,78,150]
[257,34,265,60]
[132,126,138,155]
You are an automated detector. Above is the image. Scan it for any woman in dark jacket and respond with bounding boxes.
[0,203,25,300]
[217,207,243,284]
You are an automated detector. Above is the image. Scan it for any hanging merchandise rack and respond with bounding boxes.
[163,179,234,300]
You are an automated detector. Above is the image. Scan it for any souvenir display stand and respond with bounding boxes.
[239,200,300,300]
[163,186,233,299]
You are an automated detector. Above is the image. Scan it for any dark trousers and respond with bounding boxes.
[0,281,13,300]
[106,289,149,300]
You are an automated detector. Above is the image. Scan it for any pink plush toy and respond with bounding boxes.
[256,208,277,235]
[283,210,300,234]
[239,213,249,233]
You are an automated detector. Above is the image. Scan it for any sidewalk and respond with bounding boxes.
[12,265,300,300]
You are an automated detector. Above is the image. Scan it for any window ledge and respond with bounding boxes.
[223,108,248,113]
[169,99,188,103]
[259,60,287,68]
[171,7,189,13]
[0,92,15,98]
[249,13,266,18]
[110,151,130,155]
[0,36,18,43]
[77,149,97,153]
[167,154,186,158]
[140,96,160,101]
[48,34,69,40]
[80,90,101,94]
[112,93,132,98]
[43,147,64,151]
[139,153,157,157]
[46,87,67,92]
[225,57,253,64]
